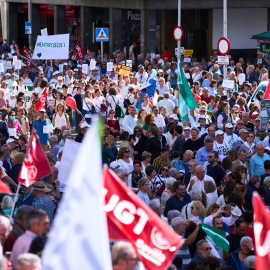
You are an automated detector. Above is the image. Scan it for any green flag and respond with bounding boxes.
[200,223,230,253]
[177,59,198,121]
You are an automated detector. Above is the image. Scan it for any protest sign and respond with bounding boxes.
[222,79,234,89]
[90,59,96,70]
[32,34,69,59]
[115,64,131,77]
[107,62,113,72]
[59,64,63,73]
[21,46,33,71]
[126,60,132,67]
[41,28,48,36]
[0,64,4,73]
[82,64,88,74]
[14,60,22,70]
[260,100,270,130]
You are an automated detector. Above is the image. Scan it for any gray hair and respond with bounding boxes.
[14,205,34,222]
[189,159,199,166]
[167,210,181,225]
[15,253,41,268]
[24,209,47,230]
[250,175,260,185]
[191,190,202,201]
[191,127,199,134]
[111,241,135,265]
[63,130,71,138]
[185,150,194,159]
[165,177,177,188]
[244,256,255,269]
[50,135,58,144]
[168,168,178,179]
[171,217,185,230]
[1,144,9,152]
[149,199,160,212]
[197,239,208,249]
[196,165,205,172]
[205,138,214,144]
[1,196,13,209]
[264,176,270,188]
[142,151,152,160]
[148,127,158,137]
[240,236,253,246]
[0,216,11,233]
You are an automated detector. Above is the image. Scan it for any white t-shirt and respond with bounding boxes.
[82,97,92,111]
[120,85,129,102]
[54,112,68,128]
[213,140,230,161]
[107,95,121,113]
[154,115,165,128]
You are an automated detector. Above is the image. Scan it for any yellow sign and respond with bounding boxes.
[184,49,193,56]
[115,64,131,77]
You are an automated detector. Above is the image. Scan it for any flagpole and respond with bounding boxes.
[10,182,21,218]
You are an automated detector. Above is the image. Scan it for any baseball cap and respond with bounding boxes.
[225,123,233,128]
[255,118,260,122]
[158,69,163,73]
[183,126,191,131]
[40,109,46,113]
[81,122,90,129]
[57,76,63,81]
[215,130,224,136]
[5,73,10,76]
[250,112,259,118]
[74,68,78,72]
[169,114,178,120]
[244,83,251,87]
[199,115,206,119]
[6,138,14,144]
[239,128,248,134]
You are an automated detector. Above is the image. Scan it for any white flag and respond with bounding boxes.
[42,118,112,270]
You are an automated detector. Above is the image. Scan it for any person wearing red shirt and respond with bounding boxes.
[161,46,172,60]
[200,87,210,104]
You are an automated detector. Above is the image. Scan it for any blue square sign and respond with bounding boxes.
[25,22,32,34]
[96,28,109,42]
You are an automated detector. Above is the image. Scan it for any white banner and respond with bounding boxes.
[32,34,70,60]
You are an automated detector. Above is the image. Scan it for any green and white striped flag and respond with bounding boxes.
[177,59,198,121]
[200,223,230,253]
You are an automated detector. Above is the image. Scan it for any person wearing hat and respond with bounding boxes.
[8,74,18,90]
[229,92,239,108]
[75,122,90,143]
[224,123,238,149]
[54,76,63,91]
[232,128,248,152]
[50,71,60,84]
[90,67,100,81]
[32,181,54,225]
[213,130,230,161]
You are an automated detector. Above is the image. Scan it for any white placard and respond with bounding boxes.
[184,73,191,79]
[43,125,53,134]
[14,60,22,70]
[12,56,17,65]
[41,28,48,36]
[166,69,171,74]
[90,59,96,70]
[4,61,12,70]
[0,64,4,73]
[184,58,191,63]
[82,64,88,74]
[151,53,155,59]
[59,64,63,73]
[8,128,17,137]
[238,73,246,86]
[126,60,132,67]
[222,79,234,89]
[107,62,113,72]
[32,34,70,60]
[217,56,229,65]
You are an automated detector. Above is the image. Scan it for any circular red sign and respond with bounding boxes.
[173,26,183,41]
[217,37,230,56]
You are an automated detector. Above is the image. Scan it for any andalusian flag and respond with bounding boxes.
[177,60,198,121]
[200,223,230,253]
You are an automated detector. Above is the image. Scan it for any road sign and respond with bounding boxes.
[173,26,183,41]
[218,56,229,65]
[217,37,230,56]
[175,47,184,56]
[25,22,32,35]
[184,49,193,56]
[96,28,109,42]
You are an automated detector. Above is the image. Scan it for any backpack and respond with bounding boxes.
[53,113,68,120]
[111,96,121,118]
[123,94,132,108]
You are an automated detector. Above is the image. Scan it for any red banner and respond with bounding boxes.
[35,87,47,114]
[87,48,93,59]
[13,43,20,55]
[18,130,52,187]
[21,46,33,71]
[253,193,270,270]
[0,169,11,194]
[264,80,270,100]
[73,44,84,63]
[103,168,182,270]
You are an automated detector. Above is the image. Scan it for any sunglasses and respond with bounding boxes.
[248,135,254,138]
[15,146,20,149]
[241,170,247,173]
[208,156,214,159]
[205,247,212,251]
[252,85,256,86]
[125,150,130,153]
[162,169,169,172]
[134,130,141,133]
[106,128,110,130]
[237,123,243,125]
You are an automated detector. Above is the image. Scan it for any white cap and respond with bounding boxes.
[6,138,14,143]
[53,71,60,76]
[158,69,163,73]
[225,123,233,128]
[169,114,178,120]
[77,64,82,68]
[74,68,78,72]
[38,66,43,71]
[215,130,224,136]
[183,126,191,131]
[10,91,16,97]
[63,62,68,66]
[193,123,201,128]
[5,73,10,76]
[57,76,63,81]
[81,122,90,129]
[40,109,46,113]
[198,115,206,119]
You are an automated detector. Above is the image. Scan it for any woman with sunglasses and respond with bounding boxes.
[235,165,248,185]
[15,106,29,137]
[106,109,120,139]
[117,147,133,183]
[7,111,24,136]
[239,132,256,162]
[119,131,134,160]
[131,126,147,161]
[152,164,170,192]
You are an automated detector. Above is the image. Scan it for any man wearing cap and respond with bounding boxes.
[229,92,238,108]
[250,143,270,176]
[75,122,90,143]
[224,123,238,149]
[32,109,52,149]
[232,128,248,152]
[54,76,63,91]
[157,92,175,114]
[90,67,100,81]
[8,74,18,90]
[32,181,54,225]
[50,71,60,84]
[213,130,230,161]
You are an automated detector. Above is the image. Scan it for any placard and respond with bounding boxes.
[126,60,132,68]
[115,64,131,77]
[90,59,96,70]
[41,28,48,36]
[150,53,155,60]
[0,64,4,73]
[82,64,88,74]
[14,60,22,70]
[12,56,17,65]
[59,64,63,73]
[260,100,270,130]
[4,61,12,70]
[8,128,17,137]
[43,125,54,134]
[222,79,234,89]
[184,58,191,63]
[217,56,229,65]
[238,73,246,86]
[107,62,113,72]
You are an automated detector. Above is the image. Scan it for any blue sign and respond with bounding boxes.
[25,22,32,35]
[96,28,109,42]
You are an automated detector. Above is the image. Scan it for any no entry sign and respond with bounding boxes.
[173,26,183,41]
[217,37,230,56]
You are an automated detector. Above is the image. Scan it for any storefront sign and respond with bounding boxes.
[127,11,141,20]
[184,49,193,56]
[260,100,270,130]
[115,64,131,77]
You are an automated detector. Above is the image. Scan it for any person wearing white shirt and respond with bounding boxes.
[119,77,130,103]
[213,130,230,161]
[156,77,169,96]
[152,106,165,128]
[89,68,100,81]
[135,65,148,84]
[157,92,175,114]
[187,165,216,194]
[54,77,64,92]
[93,89,106,117]
[224,123,238,149]
[124,105,137,135]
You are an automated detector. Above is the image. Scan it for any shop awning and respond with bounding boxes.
[251,31,270,40]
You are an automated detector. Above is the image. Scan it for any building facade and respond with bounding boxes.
[1,0,270,60]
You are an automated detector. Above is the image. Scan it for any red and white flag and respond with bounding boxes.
[73,44,85,63]
[103,167,182,270]
[0,170,11,194]
[87,48,93,59]
[21,46,33,71]
[18,130,52,187]
[35,87,47,114]
[264,79,270,99]
[13,43,20,55]
[253,193,270,270]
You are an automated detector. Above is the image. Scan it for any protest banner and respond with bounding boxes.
[73,44,84,63]
[32,34,69,59]
[115,64,131,77]
[21,47,33,71]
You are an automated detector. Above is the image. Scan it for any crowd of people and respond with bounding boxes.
[0,39,267,269]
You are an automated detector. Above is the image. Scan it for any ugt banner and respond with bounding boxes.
[103,168,182,270]
[32,34,70,60]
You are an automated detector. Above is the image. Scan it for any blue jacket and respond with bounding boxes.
[226,248,254,270]
[0,121,9,140]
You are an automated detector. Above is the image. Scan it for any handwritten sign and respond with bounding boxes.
[115,64,131,77]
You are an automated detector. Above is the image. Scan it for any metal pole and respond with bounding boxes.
[28,0,32,49]
[177,0,181,62]
[101,41,104,62]
[223,0,227,79]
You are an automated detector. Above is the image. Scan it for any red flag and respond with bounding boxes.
[21,46,33,71]
[264,80,270,99]
[13,43,20,55]
[0,169,11,194]
[253,193,270,270]
[35,87,47,113]
[87,48,93,59]
[103,168,182,270]
[73,44,85,63]
[18,130,52,187]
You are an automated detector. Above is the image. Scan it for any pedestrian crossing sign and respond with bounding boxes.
[96,28,109,42]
